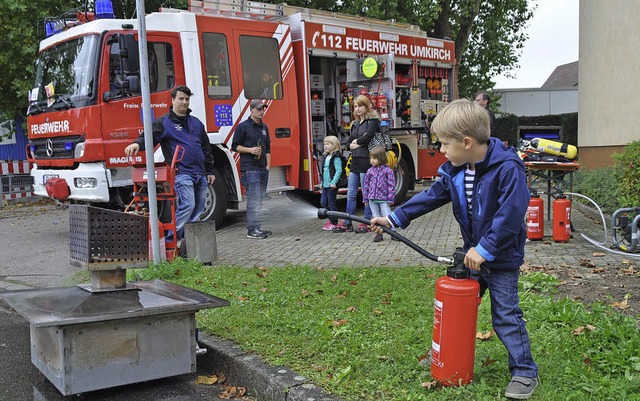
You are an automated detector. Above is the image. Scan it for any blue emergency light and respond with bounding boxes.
[95,0,115,19]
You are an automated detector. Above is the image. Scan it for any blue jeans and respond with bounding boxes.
[368,201,391,219]
[320,187,338,224]
[474,268,538,378]
[345,172,371,226]
[242,168,269,231]
[174,174,208,239]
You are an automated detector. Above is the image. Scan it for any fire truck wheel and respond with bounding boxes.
[199,170,227,225]
[393,157,410,205]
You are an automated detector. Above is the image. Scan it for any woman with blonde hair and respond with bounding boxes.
[333,95,381,233]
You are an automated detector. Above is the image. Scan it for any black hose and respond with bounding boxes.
[318,208,454,264]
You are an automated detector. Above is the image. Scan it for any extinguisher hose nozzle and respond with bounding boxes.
[318,208,444,263]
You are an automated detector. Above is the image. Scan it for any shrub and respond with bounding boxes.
[573,167,620,215]
[612,140,640,207]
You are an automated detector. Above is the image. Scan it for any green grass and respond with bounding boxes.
[131,260,640,401]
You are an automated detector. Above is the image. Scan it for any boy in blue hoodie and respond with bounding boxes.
[371,99,538,399]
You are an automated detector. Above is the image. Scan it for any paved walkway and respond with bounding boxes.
[214,183,624,271]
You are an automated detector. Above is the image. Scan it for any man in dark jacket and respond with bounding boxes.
[124,85,216,240]
[474,91,496,136]
[371,99,538,400]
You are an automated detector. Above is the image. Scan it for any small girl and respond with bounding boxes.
[362,146,396,242]
[320,135,343,231]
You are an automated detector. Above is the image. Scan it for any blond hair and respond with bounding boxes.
[353,95,380,121]
[323,135,341,154]
[369,146,388,165]
[430,99,490,143]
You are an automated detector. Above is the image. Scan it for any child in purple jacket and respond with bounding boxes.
[362,147,396,242]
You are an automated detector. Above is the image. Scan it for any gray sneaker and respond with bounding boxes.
[247,229,268,239]
[505,376,538,400]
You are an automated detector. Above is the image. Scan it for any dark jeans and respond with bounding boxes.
[320,187,338,224]
[474,268,538,378]
[241,167,269,231]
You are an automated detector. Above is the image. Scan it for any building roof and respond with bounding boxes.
[541,61,579,88]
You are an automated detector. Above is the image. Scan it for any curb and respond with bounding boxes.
[197,333,343,401]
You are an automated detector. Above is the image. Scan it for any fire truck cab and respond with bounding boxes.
[27,0,455,224]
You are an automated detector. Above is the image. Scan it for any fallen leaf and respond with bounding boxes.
[421,380,438,389]
[337,290,348,299]
[238,296,250,301]
[219,386,247,399]
[621,267,636,275]
[349,280,358,285]
[476,330,494,341]
[345,306,357,312]
[301,289,309,297]
[260,287,268,292]
[195,374,218,385]
[583,354,592,365]
[257,268,268,278]
[572,325,596,335]
[331,319,348,327]
[592,252,606,257]
[330,274,337,282]
[372,309,384,316]
[579,259,596,267]
[378,355,389,361]
[217,373,226,383]
[482,356,497,366]
[611,299,630,309]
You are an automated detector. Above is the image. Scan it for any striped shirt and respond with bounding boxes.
[465,166,475,214]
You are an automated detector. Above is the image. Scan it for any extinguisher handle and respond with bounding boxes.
[318,208,453,264]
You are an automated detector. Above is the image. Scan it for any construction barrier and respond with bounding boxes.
[0,161,35,202]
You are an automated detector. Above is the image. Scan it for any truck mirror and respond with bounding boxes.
[118,34,140,75]
[124,76,140,93]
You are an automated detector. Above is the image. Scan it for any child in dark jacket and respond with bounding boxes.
[320,135,343,231]
[371,99,538,400]
[363,146,395,242]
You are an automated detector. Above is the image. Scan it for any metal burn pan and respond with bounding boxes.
[69,204,149,270]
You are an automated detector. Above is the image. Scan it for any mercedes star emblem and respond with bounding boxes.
[46,138,54,157]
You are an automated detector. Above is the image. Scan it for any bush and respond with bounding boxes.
[612,140,640,207]
[573,167,620,215]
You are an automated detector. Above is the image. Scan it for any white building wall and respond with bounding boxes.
[493,88,578,117]
[579,1,640,147]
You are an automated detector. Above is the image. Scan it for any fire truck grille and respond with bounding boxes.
[69,204,150,270]
[31,135,84,159]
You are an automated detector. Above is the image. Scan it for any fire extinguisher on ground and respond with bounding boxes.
[316,209,482,387]
[527,189,544,240]
[431,248,481,386]
[552,190,571,242]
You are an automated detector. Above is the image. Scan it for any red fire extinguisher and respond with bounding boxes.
[552,191,571,242]
[431,249,481,386]
[526,189,544,240]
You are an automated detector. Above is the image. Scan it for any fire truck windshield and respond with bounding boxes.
[28,35,99,116]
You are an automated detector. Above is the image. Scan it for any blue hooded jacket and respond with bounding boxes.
[389,138,529,270]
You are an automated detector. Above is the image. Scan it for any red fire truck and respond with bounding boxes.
[27,0,455,224]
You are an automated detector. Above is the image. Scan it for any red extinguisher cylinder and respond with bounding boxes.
[431,274,481,386]
[527,192,544,240]
[552,196,571,242]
